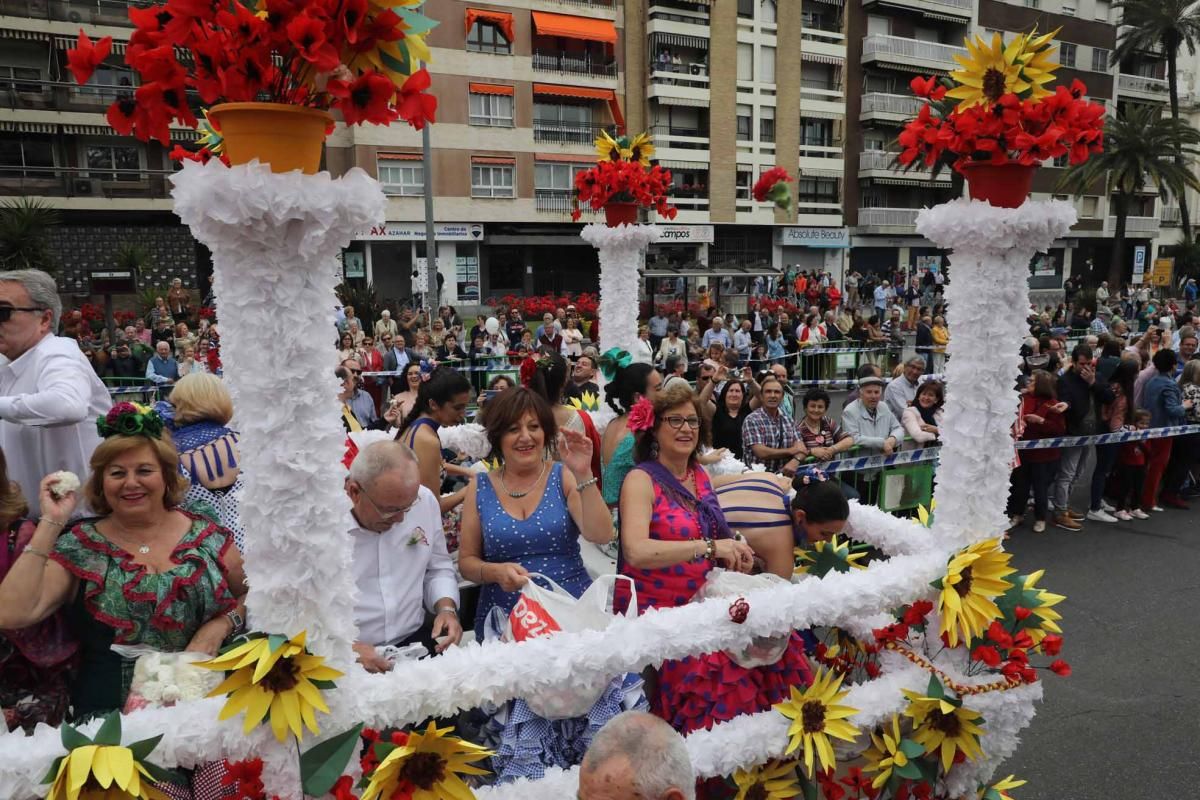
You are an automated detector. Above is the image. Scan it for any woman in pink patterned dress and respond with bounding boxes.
[618,382,812,735]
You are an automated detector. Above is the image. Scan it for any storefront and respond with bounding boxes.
[351,222,485,307]
[645,224,714,300]
[775,226,849,282]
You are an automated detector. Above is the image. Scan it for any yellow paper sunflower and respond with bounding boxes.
[947,32,1031,111]
[567,390,600,412]
[795,534,868,578]
[861,714,923,790]
[902,681,986,773]
[196,631,343,743]
[732,760,802,800]
[623,132,656,167]
[1021,569,1065,646]
[980,774,1027,800]
[46,745,168,800]
[1013,28,1061,103]
[595,130,623,162]
[937,538,1016,648]
[776,667,860,778]
[360,722,492,800]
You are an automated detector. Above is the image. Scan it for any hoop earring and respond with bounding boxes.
[650,440,659,458]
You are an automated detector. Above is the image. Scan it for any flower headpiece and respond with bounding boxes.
[97,402,165,440]
[519,355,552,387]
[597,348,632,382]
[627,397,656,432]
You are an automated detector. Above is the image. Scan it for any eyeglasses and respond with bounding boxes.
[349,369,363,375]
[0,306,45,323]
[664,415,701,430]
[356,483,417,520]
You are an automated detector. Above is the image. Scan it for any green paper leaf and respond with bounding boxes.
[380,48,412,80]
[311,679,338,690]
[372,741,398,762]
[983,790,1002,800]
[926,675,944,699]
[930,577,944,590]
[267,634,289,654]
[899,739,925,759]
[142,762,188,787]
[128,735,164,762]
[797,770,819,800]
[301,724,365,797]
[92,712,122,747]
[41,756,65,785]
[60,723,92,751]
[395,7,438,36]
[896,760,923,780]
[916,756,939,784]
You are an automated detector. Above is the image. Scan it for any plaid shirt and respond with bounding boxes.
[741,407,800,472]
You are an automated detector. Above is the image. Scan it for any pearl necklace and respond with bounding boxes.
[499,460,547,499]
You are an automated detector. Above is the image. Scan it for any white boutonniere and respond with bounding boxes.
[407,527,429,547]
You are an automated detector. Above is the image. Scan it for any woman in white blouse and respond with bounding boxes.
[561,317,584,358]
[656,325,686,368]
[631,325,655,365]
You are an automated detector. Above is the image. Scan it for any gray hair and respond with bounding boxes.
[0,269,61,331]
[348,440,418,488]
[905,356,926,368]
[582,711,695,800]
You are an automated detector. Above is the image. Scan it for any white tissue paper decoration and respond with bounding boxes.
[438,422,491,461]
[580,223,660,358]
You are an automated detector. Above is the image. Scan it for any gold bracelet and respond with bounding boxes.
[39,518,66,528]
[22,546,51,559]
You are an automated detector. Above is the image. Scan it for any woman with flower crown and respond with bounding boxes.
[618,382,812,736]
[0,402,248,720]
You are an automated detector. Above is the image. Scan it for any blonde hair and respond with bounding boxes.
[168,373,233,426]
[85,434,187,515]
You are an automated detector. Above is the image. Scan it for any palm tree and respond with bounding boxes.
[1059,106,1200,288]
[0,198,61,273]
[1112,0,1200,239]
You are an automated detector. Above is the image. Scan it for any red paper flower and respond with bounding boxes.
[626,397,655,432]
[1049,659,1072,677]
[66,29,113,85]
[872,622,909,643]
[971,644,1002,667]
[987,620,1014,649]
[728,597,749,624]
[287,11,340,71]
[331,775,357,800]
[1040,633,1063,656]
[1013,605,1032,621]
[394,68,438,130]
[330,70,397,126]
[902,599,934,625]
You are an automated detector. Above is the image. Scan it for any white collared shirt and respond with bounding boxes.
[0,334,110,516]
[349,485,460,646]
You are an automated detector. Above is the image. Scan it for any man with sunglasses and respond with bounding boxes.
[340,357,381,429]
[346,441,462,672]
[0,270,111,516]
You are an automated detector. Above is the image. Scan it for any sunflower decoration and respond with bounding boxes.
[916,499,935,528]
[196,108,224,156]
[775,667,860,778]
[593,130,656,167]
[43,713,182,800]
[980,774,1027,800]
[595,130,623,162]
[934,537,1016,648]
[902,677,986,773]
[731,760,802,800]
[861,714,926,790]
[1012,27,1062,102]
[994,568,1065,647]
[623,132,656,166]
[947,32,1031,111]
[567,390,600,412]
[359,722,492,800]
[196,630,343,743]
[794,534,868,578]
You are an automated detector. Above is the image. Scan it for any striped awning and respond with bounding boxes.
[0,120,56,133]
[658,159,708,170]
[469,82,514,96]
[801,51,844,66]
[379,152,422,161]
[54,35,126,54]
[801,167,844,177]
[650,32,709,51]
[536,153,595,163]
[809,0,843,5]
[869,177,935,186]
[0,28,51,41]
[171,129,201,141]
[60,124,114,135]
[919,9,970,22]
[799,108,844,120]
[653,95,709,108]
[472,155,516,165]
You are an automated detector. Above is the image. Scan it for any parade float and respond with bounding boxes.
[0,21,1103,800]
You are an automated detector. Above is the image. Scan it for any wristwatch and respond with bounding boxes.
[225,608,246,635]
[435,606,458,617]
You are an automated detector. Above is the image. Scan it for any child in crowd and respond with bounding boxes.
[1112,409,1152,520]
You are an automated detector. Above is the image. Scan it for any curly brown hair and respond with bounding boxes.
[481,387,559,462]
[633,382,710,463]
[84,433,187,515]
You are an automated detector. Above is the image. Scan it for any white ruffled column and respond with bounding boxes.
[580,223,660,358]
[171,160,386,670]
[917,199,1076,544]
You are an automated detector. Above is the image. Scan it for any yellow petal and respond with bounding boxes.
[244,686,275,732]
[105,748,134,791]
[268,694,291,742]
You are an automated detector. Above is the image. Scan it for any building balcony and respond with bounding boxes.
[858,150,950,184]
[857,207,921,234]
[647,1,710,32]
[860,92,923,124]
[1162,205,1181,226]
[532,120,602,145]
[534,190,599,216]
[862,35,967,73]
[1111,215,1161,235]
[862,0,971,20]
[648,69,710,108]
[539,0,614,10]
[1118,73,1169,103]
[0,164,173,202]
[648,125,710,154]
[0,0,133,26]
[532,51,618,79]
[800,27,847,64]
[800,84,845,120]
[799,142,844,176]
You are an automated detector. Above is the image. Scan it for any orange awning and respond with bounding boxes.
[472,156,516,165]
[537,153,597,163]
[533,84,624,133]
[531,11,617,44]
[469,82,515,96]
[378,152,422,161]
[465,8,514,43]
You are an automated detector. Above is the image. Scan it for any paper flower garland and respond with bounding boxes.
[359,722,492,800]
[775,668,860,778]
[197,630,342,742]
[97,402,164,439]
[43,713,180,800]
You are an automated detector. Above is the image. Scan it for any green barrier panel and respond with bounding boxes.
[878,461,935,514]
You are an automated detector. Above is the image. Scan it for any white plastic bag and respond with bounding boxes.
[697,568,791,669]
[506,573,636,719]
[114,647,223,712]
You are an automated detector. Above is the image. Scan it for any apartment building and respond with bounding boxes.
[844,0,1185,290]
[0,0,205,296]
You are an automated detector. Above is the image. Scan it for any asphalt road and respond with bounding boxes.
[1003,504,1200,799]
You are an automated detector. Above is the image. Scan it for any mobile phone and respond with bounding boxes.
[483,390,501,401]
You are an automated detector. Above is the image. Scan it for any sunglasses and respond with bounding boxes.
[0,306,45,323]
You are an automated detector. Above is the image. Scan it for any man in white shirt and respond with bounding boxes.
[0,270,110,516]
[883,357,925,419]
[346,441,462,672]
[701,317,731,350]
[732,319,753,364]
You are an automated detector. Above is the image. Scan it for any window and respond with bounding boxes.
[377,159,423,196]
[737,43,753,81]
[866,15,889,36]
[759,105,775,142]
[0,134,53,177]
[469,91,514,127]
[735,169,752,200]
[737,0,753,18]
[534,102,593,143]
[760,46,776,84]
[1022,0,1038,7]
[1052,154,1069,167]
[1095,0,1110,21]
[472,163,514,198]
[863,135,886,151]
[1059,42,1076,68]
[1092,48,1110,73]
[467,21,510,55]
[0,65,40,93]
[800,117,833,147]
[1081,196,1099,218]
[760,0,777,24]
[736,104,752,140]
[535,162,586,191]
[1062,3,1075,16]
[798,178,838,204]
[85,144,139,181]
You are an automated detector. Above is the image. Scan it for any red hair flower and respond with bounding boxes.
[627,397,655,432]
[66,29,113,85]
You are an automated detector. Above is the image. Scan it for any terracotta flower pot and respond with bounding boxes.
[603,201,639,227]
[961,162,1038,209]
[208,102,334,175]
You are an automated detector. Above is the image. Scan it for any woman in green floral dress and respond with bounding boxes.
[0,404,248,719]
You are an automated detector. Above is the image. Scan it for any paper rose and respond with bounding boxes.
[626,397,656,432]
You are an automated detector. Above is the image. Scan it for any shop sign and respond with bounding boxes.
[357,222,484,241]
[653,224,715,244]
[775,227,850,248]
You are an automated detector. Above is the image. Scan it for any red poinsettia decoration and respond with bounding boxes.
[64,0,439,147]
